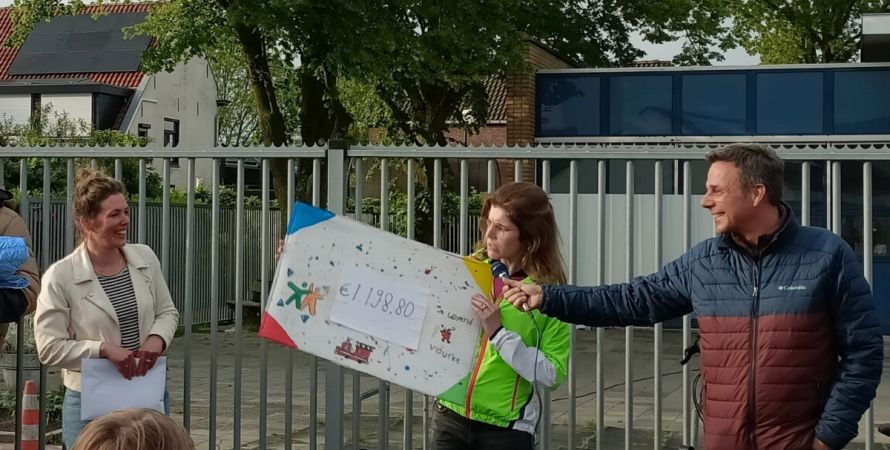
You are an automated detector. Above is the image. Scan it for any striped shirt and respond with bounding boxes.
[97,266,141,350]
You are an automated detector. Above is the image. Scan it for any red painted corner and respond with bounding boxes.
[258,313,298,349]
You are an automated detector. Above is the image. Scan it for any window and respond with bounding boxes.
[137,123,150,139]
[756,72,823,134]
[164,118,180,167]
[682,74,746,135]
[29,93,41,129]
[834,70,890,134]
[609,75,672,135]
[537,75,600,137]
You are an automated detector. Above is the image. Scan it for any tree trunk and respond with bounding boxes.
[226,15,294,231]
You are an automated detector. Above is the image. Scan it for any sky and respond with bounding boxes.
[0,0,760,65]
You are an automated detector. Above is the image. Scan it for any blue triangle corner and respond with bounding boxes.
[287,202,335,235]
[301,315,310,323]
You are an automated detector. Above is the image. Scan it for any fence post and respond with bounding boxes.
[326,140,347,450]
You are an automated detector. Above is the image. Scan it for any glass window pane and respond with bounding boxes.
[537,75,600,137]
[834,70,890,134]
[682,74,747,135]
[609,75,672,135]
[756,72,824,134]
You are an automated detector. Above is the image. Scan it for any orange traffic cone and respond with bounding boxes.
[21,379,38,450]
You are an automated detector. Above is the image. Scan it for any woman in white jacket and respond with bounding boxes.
[34,169,179,448]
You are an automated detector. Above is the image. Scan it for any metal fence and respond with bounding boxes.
[17,201,478,326]
[0,139,887,450]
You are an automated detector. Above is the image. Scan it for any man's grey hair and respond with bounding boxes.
[707,144,784,206]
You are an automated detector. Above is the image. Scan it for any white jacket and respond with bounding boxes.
[34,243,179,391]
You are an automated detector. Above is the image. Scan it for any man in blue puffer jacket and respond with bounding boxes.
[504,144,883,450]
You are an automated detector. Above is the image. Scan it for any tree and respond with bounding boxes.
[8,0,739,239]
[732,0,890,63]
[211,45,261,147]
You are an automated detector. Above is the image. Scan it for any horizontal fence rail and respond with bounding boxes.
[0,141,886,450]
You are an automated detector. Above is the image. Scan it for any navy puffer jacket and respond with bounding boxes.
[540,207,883,450]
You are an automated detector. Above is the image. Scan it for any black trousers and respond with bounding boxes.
[432,401,533,450]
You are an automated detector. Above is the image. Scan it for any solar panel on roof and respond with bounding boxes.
[8,12,151,76]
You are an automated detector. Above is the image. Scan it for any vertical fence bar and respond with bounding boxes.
[313,158,322,207]
[260,158,271,449]
[831,162,841,234]
[514,159,522,182]
[624,160,634,450]
[459,159,469,255]
[352,158,363,450]
[404,158,416,449]
[234,159,245,449]
[379,157,389,232]
[161,159,171,277]
[434,160,442,250]
[114,158,123,181]
[41,160,50,268]
[539,159,552,450]
[379,157,390,450]
[826,162,832,231]
[15,159,27,450]
[541,160,551,194]
[209,159,220,450]
[801,162,810,227]
[285,158,296,450]
[326,145,347,450]
[183,158,195,430]
[682,161,693,446]
[654,160,663,450]
[595,160,606,450]
[487,159,497,192]
[40,159,50,450]
[90,158,98,170]
[310,159,322,450]
[65,159,75,253]
[568,160,578,450]
[428,158,443,450]
[138,159,147,243]
[0,159,4,188]
[862,161,874,450]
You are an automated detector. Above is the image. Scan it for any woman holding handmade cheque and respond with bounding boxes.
[433,182,571,450]
[34,169,179,448]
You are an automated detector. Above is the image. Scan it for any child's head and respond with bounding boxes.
[72,408,195,450]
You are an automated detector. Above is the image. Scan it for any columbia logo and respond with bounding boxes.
[777,285,807,291]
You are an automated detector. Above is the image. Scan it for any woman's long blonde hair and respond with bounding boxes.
[476,182,567,284]
[72,408,195,450]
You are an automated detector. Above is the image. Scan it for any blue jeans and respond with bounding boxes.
[63,389,170,449]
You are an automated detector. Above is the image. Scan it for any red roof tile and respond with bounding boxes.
[0,3,154,89]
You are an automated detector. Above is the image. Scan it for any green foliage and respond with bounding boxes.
[732,0,890,63]
[350,184,485,238]
[0,105,162,198]
[0,384,65,429]
[163,185,270,209]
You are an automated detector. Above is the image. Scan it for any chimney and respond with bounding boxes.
[861,13,890,62]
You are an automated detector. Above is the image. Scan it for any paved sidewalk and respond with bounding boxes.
[160,328,890,450]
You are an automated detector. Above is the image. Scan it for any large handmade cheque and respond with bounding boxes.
[259,202,491,399]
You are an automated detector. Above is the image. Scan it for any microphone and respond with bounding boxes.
[491,260,531,313]
[491,260,510,281]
